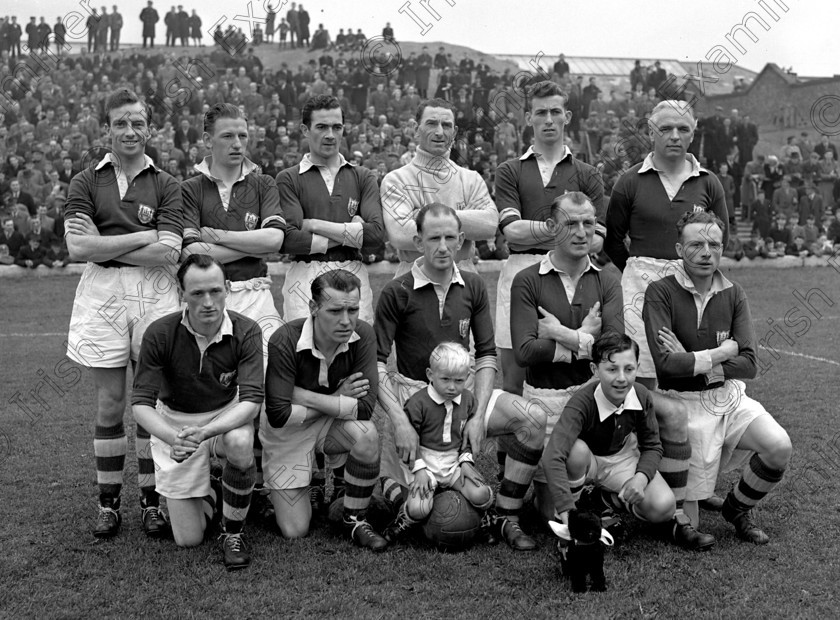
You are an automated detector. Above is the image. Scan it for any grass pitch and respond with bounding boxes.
[1,266,839,618]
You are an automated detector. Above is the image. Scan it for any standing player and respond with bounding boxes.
[64,88,183,538]
[261,269,389,551]
[181,103,285,508]
[507,192,623,521]
[494,81,605,396]
[605,100,729,546]
[380,98,499,276]
[132,255,262,570]
[276,94,384,323]
[375,204,547,551]
[644,211,791,545]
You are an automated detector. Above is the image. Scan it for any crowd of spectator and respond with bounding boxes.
[2,24,839,271]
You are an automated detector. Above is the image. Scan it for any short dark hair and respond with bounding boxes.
[551,190,594,221]
[415,98,456,124]
[104,89,150,125]
[204,103,247,135]
[177,254,225,289]
[311,269,361,305]
[675,210,726,239]
[526,81,568,110]
[301,95,344,128]
[415,202,462,234]
[592,332,639,365]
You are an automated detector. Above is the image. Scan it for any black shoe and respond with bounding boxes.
[220,532,251,570]
[725,510,769,545]
[93,497,121,539]
[671,515,715,551]
[141,502,170,539]
[382,507,415,544]
[490,513,537,551]
[344,515,389,551]
[699,495,725,512]
[249,487,274,524]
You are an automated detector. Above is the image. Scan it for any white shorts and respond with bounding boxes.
[585,433,641,495]
[495,253,543,348]
[151,400,236,500]
[227,276,283,361]
[401,447,460,488]
[281,260,373,323]
[259,410,353,491]
[67,263,181,367]
[621,256,680,378]
[523,382,579,484]
[661,380,769,501]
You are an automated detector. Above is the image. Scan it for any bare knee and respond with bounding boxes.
[517,401,547,449]
[347,421,379,462]
[222,427,255,469]
[641,491,676,524]
[173,529,204,548]
[653,396,688,442]
[566,440,591,480]
[763,431,793,469]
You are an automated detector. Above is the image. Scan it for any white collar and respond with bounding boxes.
[295,315,360,355]
[520,144,572,162]
[194,155,258,182]
[638,152,706,176]
[180,308,233,344]
[427,384,462,406]
[538,252,601,276]
[672,261,733,296]
[299,152,352,174]
[410,257,465,290]
[95,152,157,172]
[594,383,642,422]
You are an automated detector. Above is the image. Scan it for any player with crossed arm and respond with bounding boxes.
[375,203,547,551]
[180,102,285,516]
[643,210,791,545]
[261,269,389,551]
[132,254,262,570]
[506,191,624,523]
[276,94,385,512]
[605,100,729,550]
[380,97,499,277]
[64,88,182,539]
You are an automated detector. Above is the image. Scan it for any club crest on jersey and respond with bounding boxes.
[458,318,470,339]
[137,203,155,224]
[716,331,730,345]
[244,211,258,231]
[692,204,705,213]
[219,370,237,387]
[347,198,359,217]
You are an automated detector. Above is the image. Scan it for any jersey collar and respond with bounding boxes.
[594,383,642,422]
[295,315,360,355]
[520,144,572,162]
[411,257,466,290]
[95,152,158,172]
[538,252,601,275]
[180,308,233,344]
[427,384,462,406]
[194,155,258,182]
[672,261,733,295]
[298,152,352,174]
[638,152,707,176]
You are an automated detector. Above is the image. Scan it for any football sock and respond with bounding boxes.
[221,462,256,535]
[95,422,126,500]
[332,464,346,496]
[135,424,158,507]
[659,439,691,516]
[569,475,586,505]
[723,453,785,518]
[311,451,326,490]
[496,438,541,518]
[253,414,264,488]
[343,455,378,518]
[380,476,406,509]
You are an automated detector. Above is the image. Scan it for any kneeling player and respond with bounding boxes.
[384,343,494,542]
[543,333,675,532]
[262,269,388,551]
[644,210,792,545]
[132,255,262,570]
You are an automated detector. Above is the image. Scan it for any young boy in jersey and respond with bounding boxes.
[542,333,675,531]
[384,342,494,542]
